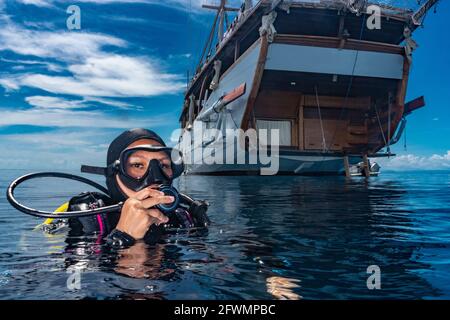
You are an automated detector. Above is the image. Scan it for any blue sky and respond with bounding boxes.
[0,0,448,171]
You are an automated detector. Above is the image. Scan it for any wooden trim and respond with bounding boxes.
[198,75,209,113]
[298,95,305,150]
[241,36,269,131]
[344,156,351,178]
[292,118,298,147]
[256,116,297,121]
[274,34,404,55]
[370,57,410,154]
[303,95,371,110]
[337,14,346,49]
[362,154,370,177]
[371,57,410,153]
[390,57,411,142]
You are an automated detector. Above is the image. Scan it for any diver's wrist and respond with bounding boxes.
[107,229,136,248]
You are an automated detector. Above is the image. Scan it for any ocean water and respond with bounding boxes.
[0,169,449,300]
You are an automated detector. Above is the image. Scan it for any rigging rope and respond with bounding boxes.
[315,86,327,152]
[197,9,220,73]
[374,102,388,147]
[387,93,392,154]
[404,119,407,151]
[326,0,368,152]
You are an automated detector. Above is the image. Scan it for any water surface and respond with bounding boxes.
[0,169,449,299]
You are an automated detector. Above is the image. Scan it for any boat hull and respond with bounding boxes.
[184,149,362,176]
[178,2,429,177]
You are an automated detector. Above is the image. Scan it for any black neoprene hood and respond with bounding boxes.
[107,128,166,166]
[106,128,167,202]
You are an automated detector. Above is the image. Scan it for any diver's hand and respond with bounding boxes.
[115,187,173,240]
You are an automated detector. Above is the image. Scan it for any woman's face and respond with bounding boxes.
[116,138,173,198]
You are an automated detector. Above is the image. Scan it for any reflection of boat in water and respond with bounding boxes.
[350,160,380,177]
[176,174,441,299]
[178,0,438,176]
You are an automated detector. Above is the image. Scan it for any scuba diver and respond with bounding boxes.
[42,128,210,248]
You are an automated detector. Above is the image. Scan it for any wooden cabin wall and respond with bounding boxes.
[254,90,301,118]
[253,90,301,148]
[303,118,348,151]
[303,96,370,151]
[253,90,371,151]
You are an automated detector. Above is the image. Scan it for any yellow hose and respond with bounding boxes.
[34,202,69,230]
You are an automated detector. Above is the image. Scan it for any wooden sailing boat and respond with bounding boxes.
[178,0,439,176]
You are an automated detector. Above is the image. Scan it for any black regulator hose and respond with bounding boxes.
[6,172,123,219]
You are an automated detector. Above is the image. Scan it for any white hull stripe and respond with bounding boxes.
[265,43,404,80]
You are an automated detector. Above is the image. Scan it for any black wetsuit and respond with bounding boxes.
[46,191,210,248]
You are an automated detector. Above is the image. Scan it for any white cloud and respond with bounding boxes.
[0,107,174,129]
[0,77,20,91]
[16,0,53,7]
[0,0,200,169]
[0,127,177,170]
[4,131,95,148]
[0,57,63,72]
[0,24,126,62]
[25,95,141,110]
[84,97,141,109]
[0,22,185,97]
[168,53,192,60]
[0,129,110,169]
[26,96,88,109]
[20,55,184,97]
[23,20,56,29]
[380,151,450,171]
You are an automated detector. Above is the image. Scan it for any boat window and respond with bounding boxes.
[256,120,292,146]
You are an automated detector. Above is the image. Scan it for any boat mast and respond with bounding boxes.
[218,1,225,42]
[412,0,440,25]
[202,0,240,42]
[196,1,239,72]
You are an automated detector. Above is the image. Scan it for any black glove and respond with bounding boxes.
[106,229,136,249]
[189,200,210,228]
